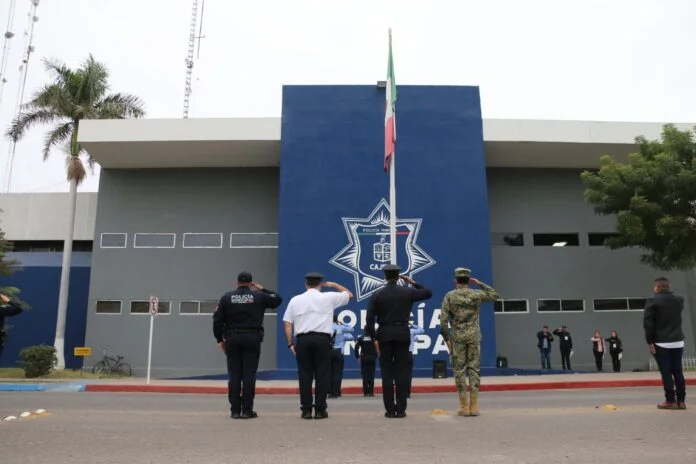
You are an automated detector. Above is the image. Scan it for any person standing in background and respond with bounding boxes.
[591,330,605,372]
[0,293,24,360]
[406,323,424,398]
[329,315,355,398]
[644,277,687,410]
[552,325,573,371]
[536,326,554,370]
[355,326,378,397]
[605,330,623,373]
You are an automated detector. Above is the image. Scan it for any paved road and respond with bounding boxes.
[0,388,693,464]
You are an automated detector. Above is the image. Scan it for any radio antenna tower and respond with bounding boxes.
[3,0,40,193]
[182,0,206,119]
[0,0,19,109]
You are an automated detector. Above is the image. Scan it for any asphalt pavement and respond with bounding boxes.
[0,388,694,464]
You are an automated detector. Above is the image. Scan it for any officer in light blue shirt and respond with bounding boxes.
[407,324,424,398]
[329,314,355,398]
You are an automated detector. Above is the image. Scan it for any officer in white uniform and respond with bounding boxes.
[283,272,353,419]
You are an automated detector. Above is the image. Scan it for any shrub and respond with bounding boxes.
[19,345,57,378]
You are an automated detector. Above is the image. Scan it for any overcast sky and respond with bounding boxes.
[0,0,694,193]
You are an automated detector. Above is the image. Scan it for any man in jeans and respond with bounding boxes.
[643,277,687,410]
[536,325,554,370]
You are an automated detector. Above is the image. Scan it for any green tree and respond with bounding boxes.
[580,124,696,271]
[5,54,145,369]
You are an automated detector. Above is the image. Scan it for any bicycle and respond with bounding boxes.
[91,347,132,377]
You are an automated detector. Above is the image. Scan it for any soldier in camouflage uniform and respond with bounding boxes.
[440,267,498,417]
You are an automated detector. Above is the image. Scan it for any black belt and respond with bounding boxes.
[380,322,408,326]
[230,328,263,333]
[297,331,331,338]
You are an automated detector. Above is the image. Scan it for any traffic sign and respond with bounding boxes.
[149,296,159,316]
[73,347,92,357]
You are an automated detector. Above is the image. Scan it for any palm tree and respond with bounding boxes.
[5,54,145,369]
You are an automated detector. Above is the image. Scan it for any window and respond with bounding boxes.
[593,298,647,311]
[491,233,524,247]
[179,300,217,315]
[133,233,176,249]
[537,299,585,312]
[95,300,121,314]
[130,300,171,315]
[494,299,528,313]
[588,233,619,247]
[100,233,127,248]
[182,233,223,248]
[532,233,579,247]
[10,240,93,252]
[230,233,278,248]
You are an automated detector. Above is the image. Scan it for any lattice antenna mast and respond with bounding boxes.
[3,0,40,193]
[182,0,205,118]
[0,0,19,109]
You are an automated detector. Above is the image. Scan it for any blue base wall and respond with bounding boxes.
[0,253,91,369]
[276,85,496,373]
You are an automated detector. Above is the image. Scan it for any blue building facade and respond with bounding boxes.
[276,85,496,376]
[0,252,91,369]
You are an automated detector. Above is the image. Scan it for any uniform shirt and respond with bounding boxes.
[0,299,23,347]
[366,282,432,342]
[408,325,424,352]
[213,286,283,343]
[355,334,378,358]
[283,289,350,335]
[332,323,355,349]
[552,329,573,350]
[439,282,498,344]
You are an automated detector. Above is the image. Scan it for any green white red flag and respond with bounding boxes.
[384,29,396,173]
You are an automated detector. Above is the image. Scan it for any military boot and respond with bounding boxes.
[457,393,470,417]
[469,391,480,416]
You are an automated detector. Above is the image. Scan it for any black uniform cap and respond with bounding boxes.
[237,271,253,283]
[304,272,324,285]
[382,264,402,273]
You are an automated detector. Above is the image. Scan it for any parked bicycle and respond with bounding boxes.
[91,347,132,377]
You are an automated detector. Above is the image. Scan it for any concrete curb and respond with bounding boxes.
[0,384,47,392]
[83,378,696,395]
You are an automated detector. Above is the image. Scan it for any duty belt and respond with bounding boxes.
[230,327,263,333]
[380,321,408,326]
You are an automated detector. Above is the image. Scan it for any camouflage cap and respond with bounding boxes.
[454,267,471,278]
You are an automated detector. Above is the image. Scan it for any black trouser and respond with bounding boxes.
[654,346,686,403]
[378,339,410,414]
[610,351,621,372]
[295,332,332,413]
[560,347,572,370]
[593,351,603,371]
[225,332,262,414]
[330,348,345,396]
[407,352,414,395]
[360,356,376,394]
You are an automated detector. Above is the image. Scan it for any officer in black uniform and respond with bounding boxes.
[355,325,378,396]
[366,264,432,418]
[213,271,282,419]
[0,292,24,359]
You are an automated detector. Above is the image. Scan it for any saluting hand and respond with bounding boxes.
[470,277,480,285]
[250,282,264,291]
[399,275,415,285]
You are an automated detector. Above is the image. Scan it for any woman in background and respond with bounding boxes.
[590,330,605,371]
[605,330,623,372]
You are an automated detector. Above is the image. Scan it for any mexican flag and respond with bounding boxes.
[384,30,396,173]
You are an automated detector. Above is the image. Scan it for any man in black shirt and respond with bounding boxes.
[213,271,282,419]
[355,325,378,397]
[0,293,24,359]
[552,325,573,370]
[644,277,687,410]
[366,264,432,418]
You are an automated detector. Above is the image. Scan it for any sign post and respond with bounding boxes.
[147,296,158,385]
[73,346,92,377]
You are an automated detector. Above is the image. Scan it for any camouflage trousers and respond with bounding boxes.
[451,342,481,394]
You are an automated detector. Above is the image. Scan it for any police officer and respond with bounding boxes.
[329,314,354,398]
[355,325,378,396]
[440,267,498,417]
[366,264,432,418]
[0,292,24,359]
[213,271,282,419]
[283,272,353,419]
[552,325,574,370]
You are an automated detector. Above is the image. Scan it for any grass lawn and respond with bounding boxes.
[0,367,106,380]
